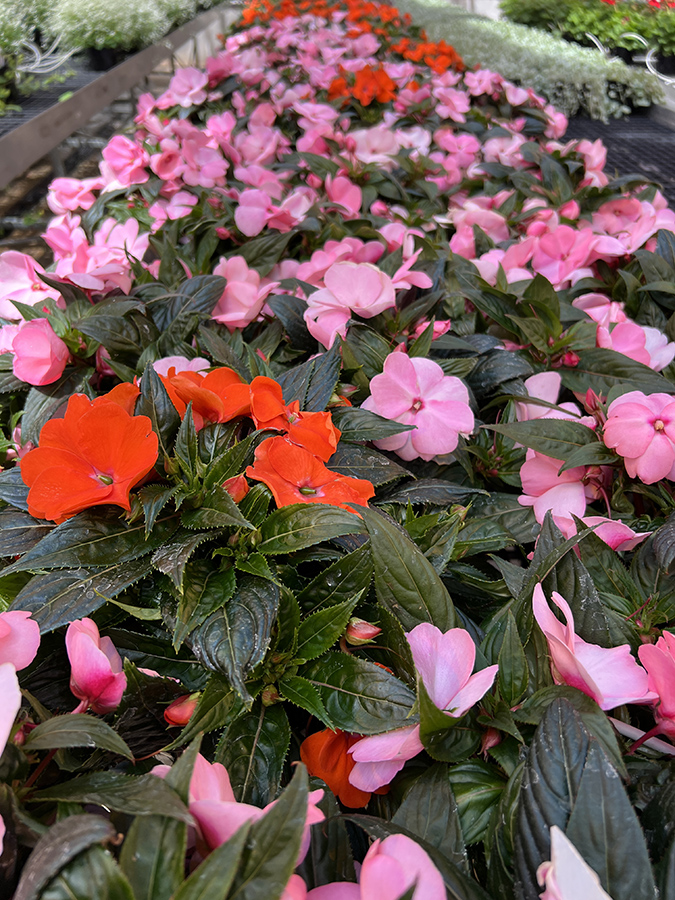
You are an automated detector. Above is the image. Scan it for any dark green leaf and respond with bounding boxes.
[560,348,675,395]
[0,467,30,511]
[362,507,456,631]
[448,760,507,845]
[217,700,290,806]
[174,563,236,649]
[278,675,333,727]
[498,611,528,706]
[0,509,53,557]
[296,544,372,612]
[165,675,239,750]
[189,576,279,703]
[327,443,409,487]
[150,275,226,332]
[171,823,250,900]
[489,419,597,461]
[24,715,132,759]
[152,528,222,589]
[295,596,360,663]
[276,341,341,411]
[330,406,415,441]
[136,365,182,460]
[384,479,487,506]
[418,681,481,763]
[39,847,134,900]
[237,232,295,277]
[258,504,366,555]
[301,652,416,734]
[181,486,253,531]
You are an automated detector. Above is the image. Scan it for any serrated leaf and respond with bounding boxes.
[24,715,132,759]
[301,652,416,734]
[170,823,250,900]
[4,511,178,576]
[362,507,455,631]
[150,275,226,332]
[189,576,279,703]
[489,419,597,461]
[295,596,360,663]
[0,466,30,510]
[152,528,222,589]
[31,772,190,821]
[327,443,409,487]
[278,675,333,727]
[257,504,366,555]
[11,558,154,633]
[296,544,372,612]
[174,561,236,649]
[181,486,253,531]
[165,675,239,750]
[136,365,182,460]
[276,341,341,411]
[139,484,179,537]
[383,478,487,505]
[0,508,53,557]
[330,406,415,441]
[217,700,291,806]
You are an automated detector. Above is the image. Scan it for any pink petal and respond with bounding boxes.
[0,663,20,753]
[191,799,263,850]
[574,640,656,709]
[406,624,474,709]
[449,664,498,717]
[0,610,40,670]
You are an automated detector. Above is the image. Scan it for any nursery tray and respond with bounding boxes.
[0,2,237,189]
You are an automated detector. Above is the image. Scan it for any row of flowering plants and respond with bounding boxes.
[2,0,675,897]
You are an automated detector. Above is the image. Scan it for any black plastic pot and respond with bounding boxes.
[655,52,675,76]
[87,47,128,71]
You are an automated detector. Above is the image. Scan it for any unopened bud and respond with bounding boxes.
[164,693,200,727]
[562,350,580,368]
[262,686,281,706]
[481,727,502,756]
[223,474,249,503]
[345,618,382,646]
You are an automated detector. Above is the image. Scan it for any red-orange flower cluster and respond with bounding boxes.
[21,392,158,523]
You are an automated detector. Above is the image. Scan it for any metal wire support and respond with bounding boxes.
[15,38,78,77]
[584,29,675,85]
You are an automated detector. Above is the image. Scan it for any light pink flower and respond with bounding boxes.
[349,724,424,792]
[603,391,675,484]
[597,321,675,371]
[362,352,474,461]
[532,584,655,710]
[304,261,395,348]
[0,251,62,319]
[12,319,70,386]
[537,827,612,900]
[212,255,279,331]
[432,86,470,122]
[572,293,627,329]
[360,834,446,900]
[407,622,498,714]
[65,618,127,715]
[47,177,102,215]
[325,175,362,217]
[350,126,400,167]
[553,515,650,552]
[159,67,208,108]
[515,372,585,423]
[153,356,210,376]
[0,611,40,671]
[518,450,589,524]
[530,226,624,288]
[100,135,149,188]
[148,191,198,232]
[639,631,675,739]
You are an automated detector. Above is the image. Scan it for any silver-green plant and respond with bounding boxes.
[48,0,170,51]
[0,0,30,55]
[395,0,663,120]
[155,0,198,27]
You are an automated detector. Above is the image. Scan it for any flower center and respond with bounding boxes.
[97,474,114,485]
[299,486,318,495]
[654,419,666,432]
[412,398,424,412]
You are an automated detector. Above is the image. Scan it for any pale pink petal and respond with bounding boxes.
[0,611,40,671]
[406,624,474,709]
[0,663,21,753]
[574,641,656,708]
[191,799,263,850]
[449,665,498,717]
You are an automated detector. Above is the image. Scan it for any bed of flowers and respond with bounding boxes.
[3,0,675,897]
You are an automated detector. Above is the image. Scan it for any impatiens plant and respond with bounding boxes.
[3,0,675,897]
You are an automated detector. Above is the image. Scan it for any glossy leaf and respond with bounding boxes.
[181,486,253,531]
[0,509,53,558]
[174,562,236,649]
[489,419,598,461]
[170,823,250,900]
[327,443,409,487]
[330,406,415,441]
[152,528,222,589]
[296,544,372,612]
[294,595,360,663]
[276,341,341,411]
[39,847,134,900]
[279,675,333,727]
[258,504,366,555]
[24,715,132,759]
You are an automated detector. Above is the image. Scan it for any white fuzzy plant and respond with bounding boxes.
[155,0,198,27]
[47,0,171,51]
[396,0,663,120]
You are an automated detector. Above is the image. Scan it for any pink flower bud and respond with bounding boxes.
[222,474,249,502]
[65,618,127,715]
[345,617,382,646]
[164,693,200,726]
[562,351,580,368]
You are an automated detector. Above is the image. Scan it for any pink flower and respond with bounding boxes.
[12,319,70,386]
[576,139,609,189]
[100,135,149,188]
[360,834,446,900]
[148,191,198,232]
[597,321,675,372]
[304,262,396,348]
[518,450,590,524]
[554,515,650,552]
[47,177,102,215]
[530,226,624,289]
[349,724,424,792]
[0,251,62,319]
[325,175,362,217]
[350,126,401,167]
[515,372,585,423]
[432,86,470,122]
[638,631,675,739]
[153,356,210,376]
[532,584,655,710]
[361,352,474,461]
[235,189,272,237]
[572,293,627,329]
[65,618,127,715]
[407,623,498,714]
[0,663,21,856]
[537,827,612,900]
[603,391,675,484]
[159,67,208,108]
[212,255,279,331]
[0,610,40,670]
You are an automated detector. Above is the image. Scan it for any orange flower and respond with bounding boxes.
[300,728,387,807]
[104,381,140,414]
[159,366,251,430]
[328,74,350,103]
[245,436,374,512]
[250,376,340,461]
[21,394,158,523]
[352,66,397,106]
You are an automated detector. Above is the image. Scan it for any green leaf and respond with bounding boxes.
[139,484,179,537]
[165,675,239,750]
[278,675,333,727]
[181,486,253,531]
[276,341,341,411]
[217,700,290,806]
[136,365,182,460]
[226,765,308,900]
[31,772,190,821]
[189,575,279,704]
[12,814,118,900]
[296,545,372,612]
[39,847,134,900]
[418,681,481,763]
[152,528,222,589]
[301,652,416,734]
[174,562,236,649]
[174,404,199,481]
[0,509,53,558]
[21,368,94,446]
[150,275,226,332]
[4,511,178,576]
[498,611,528,706]
[489,419,597,461]
[330,406,415,441]
[362,507,455,631]
[120,738,201,900]
[384,479,487,506]
[392,764,467,870]
[0,466,30,511]
[558,441,617,472]
[202,433,261,492]
[257,504,366,555]
[327,443,409,487]
[294,596,360,663]
[24,715,132,759]
[170,823,250,900]
[11,557,154,632]
[448,760,507,845]
[237,231,295,277]
[560,348,675,395]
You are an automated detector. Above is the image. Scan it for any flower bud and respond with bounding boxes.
[345,617,382,646]
[562,350,580,367]
[222,474,249,503]
[164,693,200,727]
[261,685,281,706]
